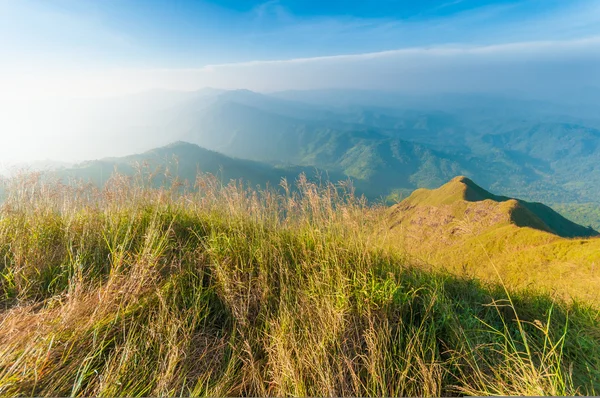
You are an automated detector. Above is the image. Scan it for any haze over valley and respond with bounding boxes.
[3,87,600,229]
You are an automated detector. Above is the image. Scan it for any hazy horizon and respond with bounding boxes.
[1,86,599,165]
[1,0,599,163]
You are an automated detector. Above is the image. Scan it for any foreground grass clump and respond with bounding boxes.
[0,172,598,397]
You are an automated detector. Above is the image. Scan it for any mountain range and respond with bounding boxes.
[7,88,600,228]
[56,141,347,191]
[114,88,600,204]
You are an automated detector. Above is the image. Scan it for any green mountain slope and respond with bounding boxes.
[473,123,600,201]
[399,176,598,238]
[549,203,600,231]
[177,98,539,199]
[56,141,348,190]
[170,90,600,206]
[388,176,600,303]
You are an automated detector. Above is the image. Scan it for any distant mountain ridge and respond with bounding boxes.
[6,88,600,225]
[55,141,349,191]
[158,89,600,205]
[54,140,598,240]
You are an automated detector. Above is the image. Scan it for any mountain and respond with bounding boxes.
[172,95,538,199]
[387,176,600,302]
[180,100,318,162]
[9,89,600,215]
[55,141,349,191]
[163,89,600,205]
[394,176,598,238]
[171,99,463,198]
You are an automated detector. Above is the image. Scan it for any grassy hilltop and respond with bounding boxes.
[388,176,600,304]
[0,172,598,396]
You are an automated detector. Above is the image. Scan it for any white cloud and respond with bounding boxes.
[196,35,600,67]
[4,35,597,100]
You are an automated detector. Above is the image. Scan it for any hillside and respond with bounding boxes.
[473,122,600,203]
[388,176,600,303]
[550,202,600,231]
[55,141,348,191]
[396,176,598,238]
[0,173,598,396]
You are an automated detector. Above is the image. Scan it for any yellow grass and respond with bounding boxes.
[0,170,597,396]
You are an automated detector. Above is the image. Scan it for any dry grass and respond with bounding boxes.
[0,170,598,396]
[388,194,600,304]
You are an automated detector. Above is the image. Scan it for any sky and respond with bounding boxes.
[0,0,600,163]
[0,0,599,98]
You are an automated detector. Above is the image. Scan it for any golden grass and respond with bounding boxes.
[0,170,597,396]
[388,182,600,304]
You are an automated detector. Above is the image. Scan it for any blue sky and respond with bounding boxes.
[2,0,599,67]
[0,0,599,97]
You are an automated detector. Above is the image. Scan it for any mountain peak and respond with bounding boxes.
[405,175,499,207]
[449,175,471,184]
[163,141,200,149]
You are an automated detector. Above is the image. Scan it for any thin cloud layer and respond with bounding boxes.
[20,36,596,98]
[1,0,600,100]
